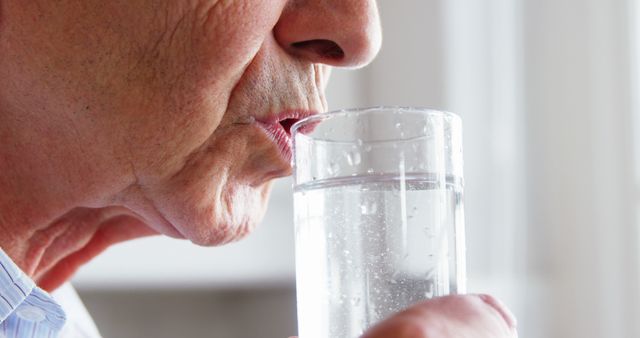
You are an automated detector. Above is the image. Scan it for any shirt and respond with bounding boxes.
[0,249,102,338]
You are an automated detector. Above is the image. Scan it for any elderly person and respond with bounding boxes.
[0,0,517,337]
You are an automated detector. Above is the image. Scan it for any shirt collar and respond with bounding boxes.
[0,248,66,330]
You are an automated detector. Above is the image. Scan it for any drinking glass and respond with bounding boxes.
[291,107,466,338]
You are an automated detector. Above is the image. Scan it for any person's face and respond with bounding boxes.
[0,1,381,245]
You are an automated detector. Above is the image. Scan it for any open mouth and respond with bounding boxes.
[279,118,299,136]
[255,111,317,165]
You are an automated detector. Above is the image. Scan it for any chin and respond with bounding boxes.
[175,180,273,247]
[183,216,259,247]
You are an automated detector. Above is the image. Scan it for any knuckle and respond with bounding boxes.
[474,294,518,330]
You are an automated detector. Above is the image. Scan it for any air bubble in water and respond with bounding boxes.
[395,122,402,129]
[356,139,364,146]
[367,168,374,174]
[364,145,373,152]
[360,200,377,215]
[369,202,377,213]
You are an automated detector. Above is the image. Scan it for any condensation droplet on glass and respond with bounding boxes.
[395,122,402,129]
[356,139,364,146]
[367,168,374,174]
[424,227,434,238]
[344,249,350,256]
[364,145,373,152]
[347,151,362,166]
[328,161,339,175]
[425,283,435,298]
[351,297,362,307]
[425,268,436,279]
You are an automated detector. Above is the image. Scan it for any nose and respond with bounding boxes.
[274,0,382,69]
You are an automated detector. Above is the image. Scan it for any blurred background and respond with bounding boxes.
[72,1,640,337]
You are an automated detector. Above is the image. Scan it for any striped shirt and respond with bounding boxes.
[0,248,65,337]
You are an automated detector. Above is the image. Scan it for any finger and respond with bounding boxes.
[362,294,518,338]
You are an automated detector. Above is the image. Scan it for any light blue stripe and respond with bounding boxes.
[0,248,66,338]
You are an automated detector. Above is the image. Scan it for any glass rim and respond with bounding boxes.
[290,106,461,138]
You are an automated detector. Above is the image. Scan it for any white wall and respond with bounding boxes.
[525,0,640,337]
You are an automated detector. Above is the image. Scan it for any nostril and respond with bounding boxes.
[279,118,299,135]
[291,39,345,61]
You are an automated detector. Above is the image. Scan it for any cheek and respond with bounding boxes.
[193,0,288,84]
[121,1,288,181]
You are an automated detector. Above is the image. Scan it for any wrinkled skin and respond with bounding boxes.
[0,0,379,288]
[0,1,516,337]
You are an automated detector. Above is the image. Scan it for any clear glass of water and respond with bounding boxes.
[291,106,466,338]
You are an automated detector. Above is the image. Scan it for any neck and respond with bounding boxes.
[0,110,155,291]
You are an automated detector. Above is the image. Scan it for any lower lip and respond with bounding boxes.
[257,122,293,164]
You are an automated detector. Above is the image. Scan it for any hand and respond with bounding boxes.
[289,294,517,338]
[362,294,517,338]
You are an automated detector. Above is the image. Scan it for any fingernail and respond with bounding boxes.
[476,294,518,330]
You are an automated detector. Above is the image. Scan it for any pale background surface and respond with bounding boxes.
[74,1,640,337]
